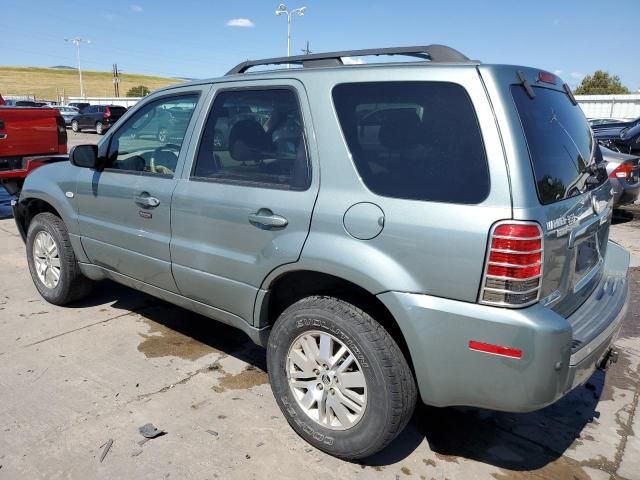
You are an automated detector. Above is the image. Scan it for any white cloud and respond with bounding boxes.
[342,57,365,65]
[226,18,255,28]
[131,4,143,13]
[553,69,563,76]
[570,72,585,80]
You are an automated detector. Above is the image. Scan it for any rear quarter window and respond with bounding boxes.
[332,81,489,204]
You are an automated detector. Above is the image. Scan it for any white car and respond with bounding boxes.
[53,105,80,126]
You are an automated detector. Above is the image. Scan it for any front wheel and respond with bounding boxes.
[26,213,94,305]
[267,296,417,460]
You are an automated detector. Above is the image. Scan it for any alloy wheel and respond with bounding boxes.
[286,330,368,430]
[32,231,61,289]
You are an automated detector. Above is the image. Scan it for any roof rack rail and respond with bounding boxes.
[226,44,477,75]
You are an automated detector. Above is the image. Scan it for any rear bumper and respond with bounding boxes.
[378,240,630,412]
[610,177,640,207]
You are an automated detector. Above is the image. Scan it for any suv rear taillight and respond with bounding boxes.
[609,162,635,181]
[480,222,543,308]
[55,115,67,146]
[104,107,111,119]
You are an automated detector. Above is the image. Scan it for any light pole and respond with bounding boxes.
[65,37,91,98]
[275,4,306,59]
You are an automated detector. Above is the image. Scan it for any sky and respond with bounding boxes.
[2,0,639,90]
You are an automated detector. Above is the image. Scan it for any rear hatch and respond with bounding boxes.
[483,66,613,320]
[105,106,127,123]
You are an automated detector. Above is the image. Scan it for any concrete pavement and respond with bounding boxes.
[0,196,639,479]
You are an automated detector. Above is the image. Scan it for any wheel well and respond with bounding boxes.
[19,199,61,235]
[263,270,415,375]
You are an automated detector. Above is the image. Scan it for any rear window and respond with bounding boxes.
[109,106,127,114]
[511,86,596,205]
[332,82,489,204]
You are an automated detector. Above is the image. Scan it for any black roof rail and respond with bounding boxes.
[226,44,477,75]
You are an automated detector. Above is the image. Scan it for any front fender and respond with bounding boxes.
[17,162,88,261]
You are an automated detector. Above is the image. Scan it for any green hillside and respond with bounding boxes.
[0,66,183,100]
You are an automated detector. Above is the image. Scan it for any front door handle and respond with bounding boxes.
[134,193,160,208]
[248,209,288,230]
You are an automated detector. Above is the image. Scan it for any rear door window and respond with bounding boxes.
[193,88,310,190]
[332,82,489,204]
[511,86,598,204]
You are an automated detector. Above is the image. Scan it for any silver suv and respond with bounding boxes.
[12,45,630,460]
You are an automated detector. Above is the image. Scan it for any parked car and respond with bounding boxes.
[68,102,90,112]
[595,123,640,155]
[588,117,626,126]
[52,105,80,126]
[70,105,127,134]
[600,146,640,207]
[0,107,67,194]
[12,45,630,460]
[591,115,640,132]
[126,100,198,143]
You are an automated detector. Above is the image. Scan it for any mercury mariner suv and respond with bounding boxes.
[12,45,630,460]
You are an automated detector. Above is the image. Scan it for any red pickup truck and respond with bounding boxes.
[0,106,68,194]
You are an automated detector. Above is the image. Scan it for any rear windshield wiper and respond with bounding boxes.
[517,71,535,99]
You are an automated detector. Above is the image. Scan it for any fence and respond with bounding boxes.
[2,94,36,102]
[67,96,142,108]
[576,94,640,120]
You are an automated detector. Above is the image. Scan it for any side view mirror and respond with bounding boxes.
[69,144,99,169]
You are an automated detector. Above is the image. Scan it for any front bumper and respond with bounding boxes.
[378,241,630,412]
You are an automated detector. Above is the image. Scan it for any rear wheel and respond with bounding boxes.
[26,213,93,305]
[71,120,79,132]
[95,122,104,135]
[267,296,416,460]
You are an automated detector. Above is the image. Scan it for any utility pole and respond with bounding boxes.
[301,41,312,55]
[65,37,91,98]
[112,63,121,97]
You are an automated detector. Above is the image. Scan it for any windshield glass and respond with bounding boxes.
[511,85,598,205]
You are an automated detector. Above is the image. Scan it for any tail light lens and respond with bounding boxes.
[609,162,635,180]
[480,222,543,308]
[104,107,111,119]
[55,115,67,147]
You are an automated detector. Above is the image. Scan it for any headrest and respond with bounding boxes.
[229,119,272,162]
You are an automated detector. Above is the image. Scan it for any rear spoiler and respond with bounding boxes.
[0,154,68,195]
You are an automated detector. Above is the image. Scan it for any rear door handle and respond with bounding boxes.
[248,209,288,230]
[134,193,160,208]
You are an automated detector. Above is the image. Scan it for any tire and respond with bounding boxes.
[26,213,94,305]
[95,122,104,135]
[71,120,79,132]
[267,296,417,460]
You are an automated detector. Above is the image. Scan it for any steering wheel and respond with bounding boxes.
[149,144,181,174]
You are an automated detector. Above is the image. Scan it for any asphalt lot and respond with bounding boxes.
[0,131,639,479]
